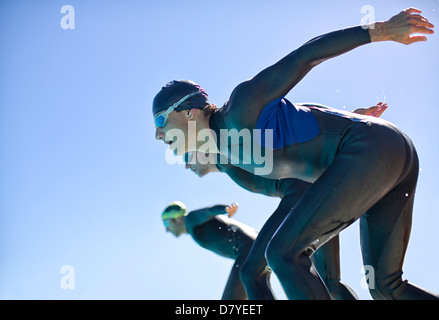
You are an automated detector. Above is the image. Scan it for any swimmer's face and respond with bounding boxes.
[155,110,190,156]
[155,109,209,156]
[164,217,186,238]
[184,152,217,177]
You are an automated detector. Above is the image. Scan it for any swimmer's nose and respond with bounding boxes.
[155,127,165,141]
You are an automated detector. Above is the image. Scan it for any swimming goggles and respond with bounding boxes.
[162,209,187,221]
[163,219,171,228]
[154,91,202,128]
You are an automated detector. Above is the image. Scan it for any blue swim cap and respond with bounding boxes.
[152,80,210,116]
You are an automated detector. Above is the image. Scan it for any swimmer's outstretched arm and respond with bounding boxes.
[188,204,238,226]
[229,8,433,123]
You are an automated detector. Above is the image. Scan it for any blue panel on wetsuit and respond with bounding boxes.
[256,97,320,149]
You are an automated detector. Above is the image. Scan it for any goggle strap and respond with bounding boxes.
[169,90,203,111]
[154,91,203,128]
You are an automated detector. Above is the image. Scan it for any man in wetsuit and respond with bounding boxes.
[182,102,385,300]
[161,200,256,299]
[153,8,438,299]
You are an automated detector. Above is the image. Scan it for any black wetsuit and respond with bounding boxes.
[184,205,257,299]
[216,158,358,300]
[209,26,438,299]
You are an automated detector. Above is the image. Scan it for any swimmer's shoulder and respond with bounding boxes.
[184,210,205,234]
[221,79,273,130]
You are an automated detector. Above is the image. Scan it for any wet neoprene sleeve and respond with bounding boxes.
[225,26,372,128]
[186,205,229,226]
[298,26,371,67]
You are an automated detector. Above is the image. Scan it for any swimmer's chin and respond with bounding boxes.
[197,171,208,178]
[173,232,184,238]
[173,149,187,157]
[169,143,183,156]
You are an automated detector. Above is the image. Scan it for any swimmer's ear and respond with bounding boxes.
[185,108,197,120]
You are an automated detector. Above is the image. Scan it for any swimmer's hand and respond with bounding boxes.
[226,203,239,218]
[353,102,388,117]
[370,8,434,44]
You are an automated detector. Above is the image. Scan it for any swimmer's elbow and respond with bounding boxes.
[294,45,322,69]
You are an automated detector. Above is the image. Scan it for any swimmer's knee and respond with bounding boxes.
[265,237,301,273]
[239,259,270,287]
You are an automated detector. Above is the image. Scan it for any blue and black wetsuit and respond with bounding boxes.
[209,26,438,299]
[184,205,257,299]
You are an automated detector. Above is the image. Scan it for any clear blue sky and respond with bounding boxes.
[1,0,438,300]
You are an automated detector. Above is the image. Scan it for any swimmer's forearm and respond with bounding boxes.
[298,26,371,67]
[247,26,371,106]
[208,205,230,215]
[189,205,229,225]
